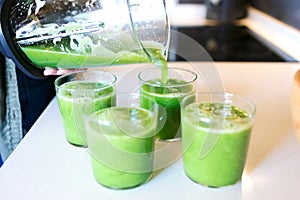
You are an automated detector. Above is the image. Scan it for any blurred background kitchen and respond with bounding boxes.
[167,0,300,63]
[175,0,300,29]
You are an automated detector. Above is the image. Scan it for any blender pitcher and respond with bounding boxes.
[0,0,169,78]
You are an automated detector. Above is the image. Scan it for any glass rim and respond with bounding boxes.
[54,70,117,91]
[138,67,198,88]
[85,92,160,139]
[182,92,256,117]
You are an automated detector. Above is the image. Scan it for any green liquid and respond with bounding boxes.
[147,48,169,84]
[20,35,166,68]
[22,45,149,69]
[181,102,252,187]
[86,107,156,189]
[18,19,169,83]
[140,79,194,140]
[57,81,115,146]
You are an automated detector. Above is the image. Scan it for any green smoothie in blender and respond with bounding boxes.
[19,32,155,69]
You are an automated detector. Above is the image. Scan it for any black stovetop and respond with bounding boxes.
[168,25,297,62]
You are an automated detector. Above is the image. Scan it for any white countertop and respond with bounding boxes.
[2,4,300,200]
[1,62,300,200]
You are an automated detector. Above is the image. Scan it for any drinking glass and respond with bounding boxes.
[139,67,197,141]
[55,70,116,147]
[181,93,256,187]
[84,93,158,189]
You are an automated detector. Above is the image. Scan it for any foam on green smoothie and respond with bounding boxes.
[183,102,251,133]
[57,81,114,99]
[141,78,194,95]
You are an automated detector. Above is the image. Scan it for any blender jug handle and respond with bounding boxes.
[0,0,45,79]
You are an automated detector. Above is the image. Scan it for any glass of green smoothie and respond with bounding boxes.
[55,70,116,147]
[181,93,256,187]
[139,67,197,141]
[84,93,158,189]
